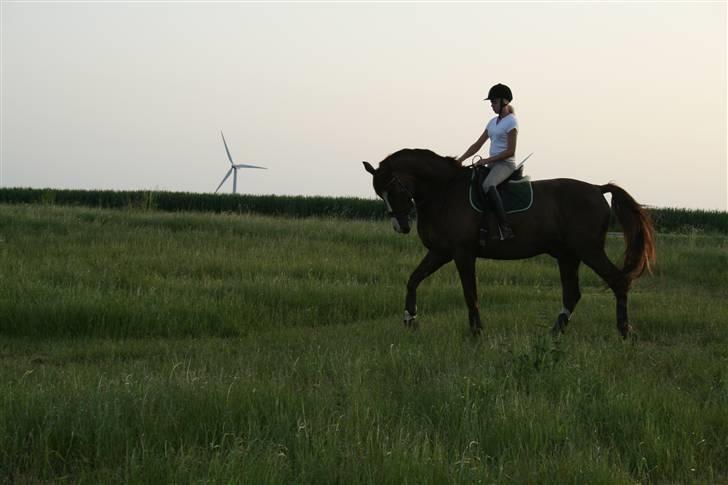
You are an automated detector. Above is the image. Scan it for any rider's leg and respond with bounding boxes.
[481,161,516,241]
[486,187,515,240]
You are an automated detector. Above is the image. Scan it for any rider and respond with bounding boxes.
[456,83,518,242]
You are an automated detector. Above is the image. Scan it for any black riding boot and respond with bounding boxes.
[486,187,515,241]
[478,211,500,246]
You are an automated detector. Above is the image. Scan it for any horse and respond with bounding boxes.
[362,148,655,338]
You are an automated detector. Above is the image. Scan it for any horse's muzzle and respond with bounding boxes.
[391,216,411,234]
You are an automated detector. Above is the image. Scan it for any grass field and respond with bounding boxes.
[1,204,727,483]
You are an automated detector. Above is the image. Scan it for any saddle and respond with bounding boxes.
[469,165,534,214]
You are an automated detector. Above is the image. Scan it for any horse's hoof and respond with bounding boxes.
[403,310,418,330]
[551,314,569,338]
[617,321,632,339]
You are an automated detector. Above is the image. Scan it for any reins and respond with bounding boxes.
[385,152,533,217]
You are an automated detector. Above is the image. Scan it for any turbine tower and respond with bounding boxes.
[215,131,267,194]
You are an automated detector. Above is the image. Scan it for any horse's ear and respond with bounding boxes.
[362,161,376,175]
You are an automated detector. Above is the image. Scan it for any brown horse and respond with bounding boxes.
[363,148,655,338]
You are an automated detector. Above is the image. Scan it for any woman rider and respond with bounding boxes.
[456,83,518,242]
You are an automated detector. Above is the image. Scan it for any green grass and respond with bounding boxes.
[1,204,726,483]
[2,187,728,233]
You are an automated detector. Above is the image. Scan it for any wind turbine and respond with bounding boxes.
[215,131,267,194]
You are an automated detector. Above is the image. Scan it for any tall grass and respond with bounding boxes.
[1,204,726,483]
[2,187,727,233]
[0,187,385,220]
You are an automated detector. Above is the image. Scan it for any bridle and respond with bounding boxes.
[384,174,415,200]
[381,174,417,218]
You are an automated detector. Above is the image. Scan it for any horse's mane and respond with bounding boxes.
[380,148,464,180]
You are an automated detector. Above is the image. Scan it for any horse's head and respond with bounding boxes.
[363,160,414,234]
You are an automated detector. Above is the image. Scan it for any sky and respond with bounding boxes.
[2,1,726,210]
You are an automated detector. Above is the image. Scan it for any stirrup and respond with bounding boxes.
[499,224,515,241]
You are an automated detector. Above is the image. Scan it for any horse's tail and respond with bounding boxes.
[600,183,656,281]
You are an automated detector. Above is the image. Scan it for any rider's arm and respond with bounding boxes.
[479,128,517,166]
[456,129,488,164]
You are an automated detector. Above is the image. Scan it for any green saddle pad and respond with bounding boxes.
[469,169,534,214]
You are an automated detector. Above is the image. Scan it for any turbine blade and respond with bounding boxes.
[215,168,233,193]
[221,131,234,165]
[234,164,267,170]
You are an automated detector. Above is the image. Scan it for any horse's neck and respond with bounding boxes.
[395,158,461,182]
[411,167,469,207]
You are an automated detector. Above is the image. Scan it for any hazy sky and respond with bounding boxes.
[2,2,726,210]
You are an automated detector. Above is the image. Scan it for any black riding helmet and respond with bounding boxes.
[485,83,513,102]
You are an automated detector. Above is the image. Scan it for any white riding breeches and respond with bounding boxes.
[481,160,517,190]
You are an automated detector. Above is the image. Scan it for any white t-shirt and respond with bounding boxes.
[486,114,518,162]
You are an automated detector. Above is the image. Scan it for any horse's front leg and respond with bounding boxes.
[404,250,452,329]
[453,250,482,336]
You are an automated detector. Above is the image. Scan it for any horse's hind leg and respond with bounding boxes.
[404,250,452,329]
[553,257,581,337]
[581,249,631,338]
